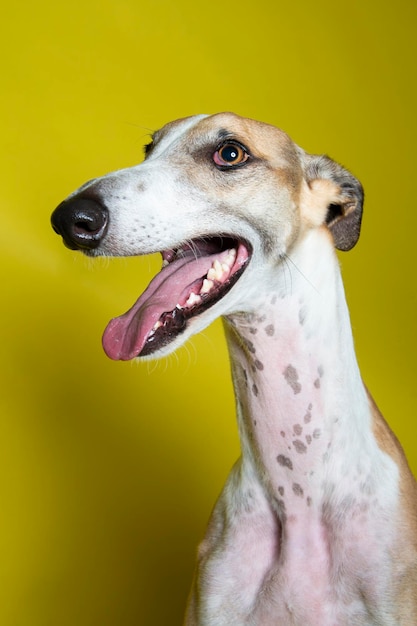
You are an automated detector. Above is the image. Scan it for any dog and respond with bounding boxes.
[51,112,417,625]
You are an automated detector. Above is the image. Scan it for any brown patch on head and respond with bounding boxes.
[201,112,302,182]
[185,112,305,256]
[298,151,364,251]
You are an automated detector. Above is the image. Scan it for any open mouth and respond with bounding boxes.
[102,236,251,360]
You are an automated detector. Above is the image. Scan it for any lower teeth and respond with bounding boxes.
[151,247,237,335]
[186,292,202,307]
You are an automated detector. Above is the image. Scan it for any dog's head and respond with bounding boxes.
[51,112,363,360]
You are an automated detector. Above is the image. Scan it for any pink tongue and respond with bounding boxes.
[102,252,225,360]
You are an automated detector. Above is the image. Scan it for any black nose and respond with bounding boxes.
[51,196,109,250]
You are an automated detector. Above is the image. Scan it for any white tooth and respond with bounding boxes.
[213,259,223,281]
[186,292,201,307]
[213,259,222,272]
[226,248,237,266]
[207,252,236,283]
[201,279,214,294]
[162,260,169,268]
[207,267,217,281]
[153,320,163,330]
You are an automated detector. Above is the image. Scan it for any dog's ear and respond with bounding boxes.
[301,153,364,251]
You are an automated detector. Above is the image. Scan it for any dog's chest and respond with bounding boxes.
[204,305,401,624]
[200,461,398,626]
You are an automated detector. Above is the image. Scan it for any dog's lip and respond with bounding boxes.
[160,237,237,264]
[101,237,251,360]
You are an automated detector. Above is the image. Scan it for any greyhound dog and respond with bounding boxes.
[51,113,417,625]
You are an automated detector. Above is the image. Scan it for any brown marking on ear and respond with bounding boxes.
[300,152,364,251]
[299,178,342,229]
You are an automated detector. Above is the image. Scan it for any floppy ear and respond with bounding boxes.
[302,153,364,251]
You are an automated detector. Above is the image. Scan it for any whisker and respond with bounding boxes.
[187,238,200,261]
[279,253,293,297]
[283,253,319,294]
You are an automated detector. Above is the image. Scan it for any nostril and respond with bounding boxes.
[72,207,106,235]
[51,196,109,251]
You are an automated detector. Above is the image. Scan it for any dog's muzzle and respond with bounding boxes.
[51,196,109,251]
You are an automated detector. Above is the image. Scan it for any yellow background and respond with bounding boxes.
[1,1,416,624]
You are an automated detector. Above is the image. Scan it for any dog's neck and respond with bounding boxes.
[223,230,387,519]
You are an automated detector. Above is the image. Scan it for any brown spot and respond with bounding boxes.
[246,340,256,354]
[307,496,312,507]
[314,378,321,389]
[313,429,321,439]
[278,486,285,496]
[276,498,287,521]
[254,359,264,371]
[304,410,312,424]
[280,431,286,438]
[293,440,307,454]
[293,424,303,436]
[277,454,293,470]
[252,383,259,397]
[293,483,304,497]
[265,324,275,336]
[318,365,324,378]
[283,364,302,395]
[306,435,312,445]
[249,327,258,335]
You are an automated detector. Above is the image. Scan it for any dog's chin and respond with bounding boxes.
[101,236,252,361]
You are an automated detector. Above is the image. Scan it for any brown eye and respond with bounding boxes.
[213,142,250,167]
